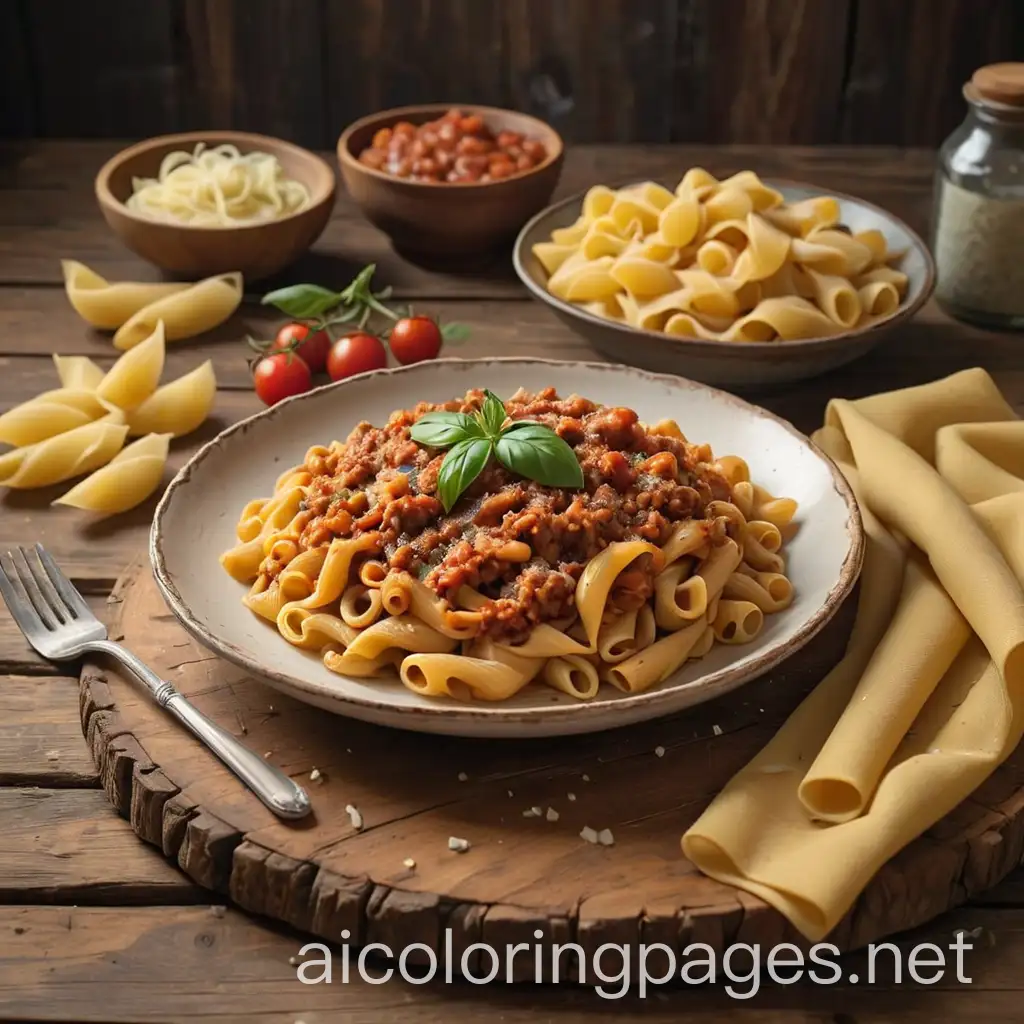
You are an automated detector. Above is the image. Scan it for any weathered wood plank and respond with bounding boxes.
[21,1,180,138]
[687,0,851,145]
[0,677,98,787]
[179,0,326,149]
[0,141,936,289]
[0,789,203,904]
[0,904,1021,1022]
[842,0,1024,146]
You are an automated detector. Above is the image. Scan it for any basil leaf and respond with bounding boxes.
[437,438,492,512]
[480,390,507,437]
[494,424,584,489]
[441,322,471,342]
[409,412,483,448]
[261,284,343,320]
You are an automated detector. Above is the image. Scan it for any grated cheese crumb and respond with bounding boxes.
[712,724,723,736]
[345,804,363,830]
[457,772,468,782]
[522,806,540,818]
[507,790,514,798]
[546,807,559,822]
[580,826,599,844]
[210,905,226,918]
[309,768,322,782]
[597,828,615,846]
[654,745,665,758]
[263,751,273,758]
[582,774,590,782]
[448,836,470,853]
[567,792,576,802]
[403,857,416,870]
[45,750,60,761]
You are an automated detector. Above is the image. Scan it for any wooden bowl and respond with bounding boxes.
[95,131,336,281]
[513,180,937,389]
[336,104,564,256]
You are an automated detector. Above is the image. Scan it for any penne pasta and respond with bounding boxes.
[222,388,798,703]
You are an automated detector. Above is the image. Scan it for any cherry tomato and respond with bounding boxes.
[253,352,312,406]
[327,332,387,381]
[389,316,443,365]
[272,322,331,374]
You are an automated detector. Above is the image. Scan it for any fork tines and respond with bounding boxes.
[0,544,90,633]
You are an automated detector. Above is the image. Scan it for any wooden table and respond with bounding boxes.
[1,141,1023,1022]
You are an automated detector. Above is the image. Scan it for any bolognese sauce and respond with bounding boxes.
[281,388,733,645]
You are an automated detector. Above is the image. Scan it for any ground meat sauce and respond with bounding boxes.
[292,388,732,645]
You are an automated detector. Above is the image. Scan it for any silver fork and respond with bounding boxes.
[0,544,311,820]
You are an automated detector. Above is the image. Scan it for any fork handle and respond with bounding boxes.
[88,640,311,820]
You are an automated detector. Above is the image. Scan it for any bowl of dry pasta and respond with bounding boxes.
[150,357,863,738]
[513,170,935,388]
[95,131,336,280]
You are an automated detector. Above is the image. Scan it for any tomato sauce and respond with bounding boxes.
[284,388,732,645]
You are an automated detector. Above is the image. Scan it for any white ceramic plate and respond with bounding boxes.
[151,359,863,738]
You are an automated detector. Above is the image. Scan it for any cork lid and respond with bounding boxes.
[969,63,1024,107]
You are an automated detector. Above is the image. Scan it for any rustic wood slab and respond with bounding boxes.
[77,557,1024,976]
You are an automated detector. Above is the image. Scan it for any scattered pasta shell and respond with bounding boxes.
[96,319,166,410]
[54,433,171,515]
[52,354,105,391]
[62,260,190,330]
[113,272,244,350]
[125,360,216,437]
[0,418,128,489]
[0,388,112,446]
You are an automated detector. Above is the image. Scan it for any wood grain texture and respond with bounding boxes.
[841,0,1024,145]
[3,905,1021,1023]
[0,788,201,904]
[68,560,1024,977]
[11,0,1021,146]
[0,677,98,786]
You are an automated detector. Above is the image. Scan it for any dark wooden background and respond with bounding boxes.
[2,0,1022,147]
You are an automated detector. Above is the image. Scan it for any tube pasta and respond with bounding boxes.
[53,432,171,515]
[222,396,798,703]
[125,360,216,437]
[0,418,127,489]
[62,260,190,330]
[0,389,113,446]
[113,272,243,350]
[53,354,105,391]
[531,168,908,341]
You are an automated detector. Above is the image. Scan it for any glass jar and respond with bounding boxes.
[932,63,1024,328]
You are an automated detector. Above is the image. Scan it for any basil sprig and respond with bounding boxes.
[410,390,584,512]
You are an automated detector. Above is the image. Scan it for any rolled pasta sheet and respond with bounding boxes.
[0,388,112,446]
[605,618,709,694]
[381,571,413,616]
[113,272,244,350]
[689,625,715,659]
[277,606,359,648]
[696,239,738,276]
[715,455,750,486]
[400,653,534,701]
[95,319,166,410]
[340,584,384,628]
[597,609,640,663]
[610,257,680,299]
[762,196,839,237]
[745,518,783,552]
[659,194,702,247]
[0,418,127,489]
[753,494,798,529]
[533,241,578,275]
[855,265,909,295]
[344,614,457,660]
[53,432,171,515]
[324,648,402,678]
[542,655,600,700]
[695,538,743,602]
[655,559,707,629]
[277,548,328,603]
[707,499,747,542]
[712,599,764,644]
[730,481,755,520]
[858,281,901,317]
[52,354,105,391]
[802,268,862,328]
[219,485,306,581]
[575,540,663,647]
[410,579,481,639]
[726,297,844,342]
[359,559,388,588]
[124,360,217,437]
[743,527,785,573]
[723,570,794,613]
[730,214,792,285]
[294,533,381,609]
[61,259,190,330]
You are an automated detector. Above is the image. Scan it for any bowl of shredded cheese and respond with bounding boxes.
[96,131,336,280]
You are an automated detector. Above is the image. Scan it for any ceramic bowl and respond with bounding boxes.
[95,130,336,281]
[151,358,863,739]
[513,181,936,388]
[336,104,563,256]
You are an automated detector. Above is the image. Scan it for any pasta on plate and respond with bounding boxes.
[221,388,799,702]
[531,169,909,342]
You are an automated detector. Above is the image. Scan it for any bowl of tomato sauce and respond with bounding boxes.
[337,104,564,257]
